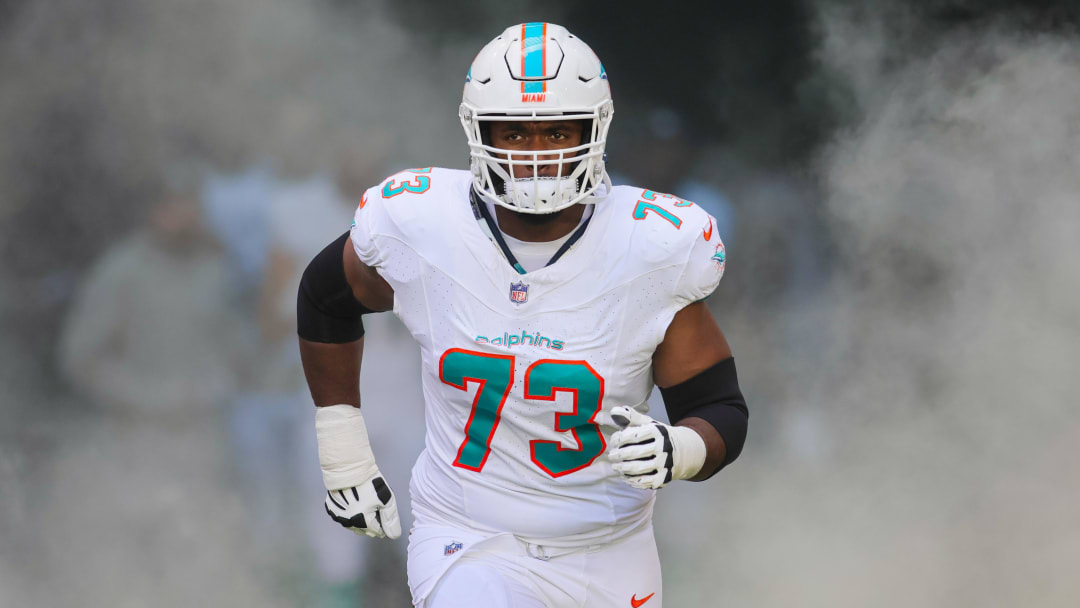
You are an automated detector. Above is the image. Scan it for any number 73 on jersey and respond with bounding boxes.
[439,348,606,478]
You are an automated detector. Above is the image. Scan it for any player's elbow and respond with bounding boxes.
[661,357,748,478]
[705,399,748,472]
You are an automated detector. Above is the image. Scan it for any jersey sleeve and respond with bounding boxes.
[673,213,726,306]
[349,187,384,268]
[348,169,442,302]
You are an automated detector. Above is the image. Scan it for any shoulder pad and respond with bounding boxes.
[350,167,470,267]
[605,185,725,304]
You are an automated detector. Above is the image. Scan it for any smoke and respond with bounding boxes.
[0,1,500,605]
[0,0,472,183]
[662,4,1080,607]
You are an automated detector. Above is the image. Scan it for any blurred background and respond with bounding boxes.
[2,0,1079,606]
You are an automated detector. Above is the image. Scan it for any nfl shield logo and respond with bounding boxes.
[444,541,463,556]
[509,281,529,304]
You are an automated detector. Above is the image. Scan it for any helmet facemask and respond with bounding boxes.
[461,106,613,214]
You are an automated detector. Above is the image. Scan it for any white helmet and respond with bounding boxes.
[460,23,614,214]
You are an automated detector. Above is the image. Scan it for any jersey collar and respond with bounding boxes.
[470,188,594,276]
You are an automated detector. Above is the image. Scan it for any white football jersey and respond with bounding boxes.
[351,168,725,548]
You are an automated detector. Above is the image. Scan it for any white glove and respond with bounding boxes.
[316,404,401,539]
[607,405,707,490]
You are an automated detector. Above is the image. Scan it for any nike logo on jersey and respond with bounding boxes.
[703,217,713,241]
[631,592,655,607]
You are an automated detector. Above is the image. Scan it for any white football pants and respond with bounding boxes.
[410,522,662,608]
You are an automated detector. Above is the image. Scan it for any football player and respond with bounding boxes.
[297,23,749,607]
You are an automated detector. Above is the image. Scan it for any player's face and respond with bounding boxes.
[489,120,585,179]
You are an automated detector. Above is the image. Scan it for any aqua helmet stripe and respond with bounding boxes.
[521,22,546,94]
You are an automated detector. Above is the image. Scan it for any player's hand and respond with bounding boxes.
[315,404,401,539]
[323,475,401,539]
[607,405,706,490]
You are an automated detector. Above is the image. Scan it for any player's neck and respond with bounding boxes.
[494,204,587,243]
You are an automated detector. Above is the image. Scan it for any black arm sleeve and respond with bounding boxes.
[296,231,376,343]
[660,357,748,474]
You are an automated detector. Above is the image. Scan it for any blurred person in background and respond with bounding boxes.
[297,23,749,607]
[59,170,247,416]
[50,169,268,605]
[258,142,422,607]
[198,97,423,604]
[203,157,279,294]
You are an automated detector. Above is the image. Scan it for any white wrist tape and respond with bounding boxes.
[315,404,379,490]
[668,424,707,481]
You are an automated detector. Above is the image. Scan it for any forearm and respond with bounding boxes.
[677,417,726,481]
[305,335,403,539]
[299,337,363,408]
